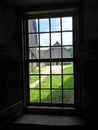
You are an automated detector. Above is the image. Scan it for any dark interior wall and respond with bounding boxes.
[0,5,23,128]
[80,0,98,124]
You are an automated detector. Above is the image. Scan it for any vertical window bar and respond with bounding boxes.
[72,16,75,105]
[39,62,41,103]
[26,19,30,104]
[49,18,52,104]
[38,18,41,103]
[72,15,77,105]
[60,17,64,104]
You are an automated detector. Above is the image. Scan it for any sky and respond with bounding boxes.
[29,17,73,46]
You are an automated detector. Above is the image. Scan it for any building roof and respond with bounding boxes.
[53,41,61,46]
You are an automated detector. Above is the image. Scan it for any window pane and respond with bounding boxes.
[28,19,38,33]
[29,76,39,88]
[63,62,73,74]
[41,75,50,89]
[63,90,74,104]
[51,18,60,31]
[29,34,39,47]
[30,89,40,103]
[40,33,50,46]
[62,32,73,45]
[40,62,50,74]
[41,90,51,103]
[29,48,39,59]
[29,63,39,74]
[51,46,61,59]
[39,18,49,32]
[63,75,74,89]
[52,75,62,88]
[51,33,61,46]
[62,46,73,58]
[52,90,62,103]
[40,47,50,59]
[52,64,61,74]
[62,17,72,31]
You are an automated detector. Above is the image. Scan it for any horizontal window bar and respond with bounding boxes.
[27,30,73,34]
[29,74,74,76]
[28,58,74,62]
[29,45,73,48]
[30,88,74,90]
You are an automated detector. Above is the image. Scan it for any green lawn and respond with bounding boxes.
[30,65,74,104]
[30,68,39,84]
[30,63,73,83]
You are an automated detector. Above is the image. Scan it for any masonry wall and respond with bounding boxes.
[0,5,23,128]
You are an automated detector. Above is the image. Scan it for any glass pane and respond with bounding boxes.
[40,33,50,46]
[52,75,62,88]
[52,90,62,103]
[40,47,50,59]
[63,90,74,104]
[28,19,38,33]
[40,62,50,74]
[52,64,61,74]
[39,18,49,32]
[63,62,73,74]
[62,46,73,58]
[51,33,61,46]
[29,48,39,59]
[62,17,72,31]
[30,89,40,103]
[51,46,61,59]
[29,76,39,89]
[41,75,50,89]
[62,32,73,45]
[41,90,51,103]
[29,63,39,74]
[51,18,60,31]
[29,34,39,47]
[63,75,74,89]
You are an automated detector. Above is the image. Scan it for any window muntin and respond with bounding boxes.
[24,11,79,107]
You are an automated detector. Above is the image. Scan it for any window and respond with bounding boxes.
[22,8,80,108]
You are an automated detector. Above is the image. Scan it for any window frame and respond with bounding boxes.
[22,8,80,109]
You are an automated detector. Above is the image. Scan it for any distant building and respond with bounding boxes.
[40,41,72,65]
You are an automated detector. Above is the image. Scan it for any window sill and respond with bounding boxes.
[23,106,80,116]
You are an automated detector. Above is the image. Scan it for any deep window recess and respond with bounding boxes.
[23,9,80,108]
